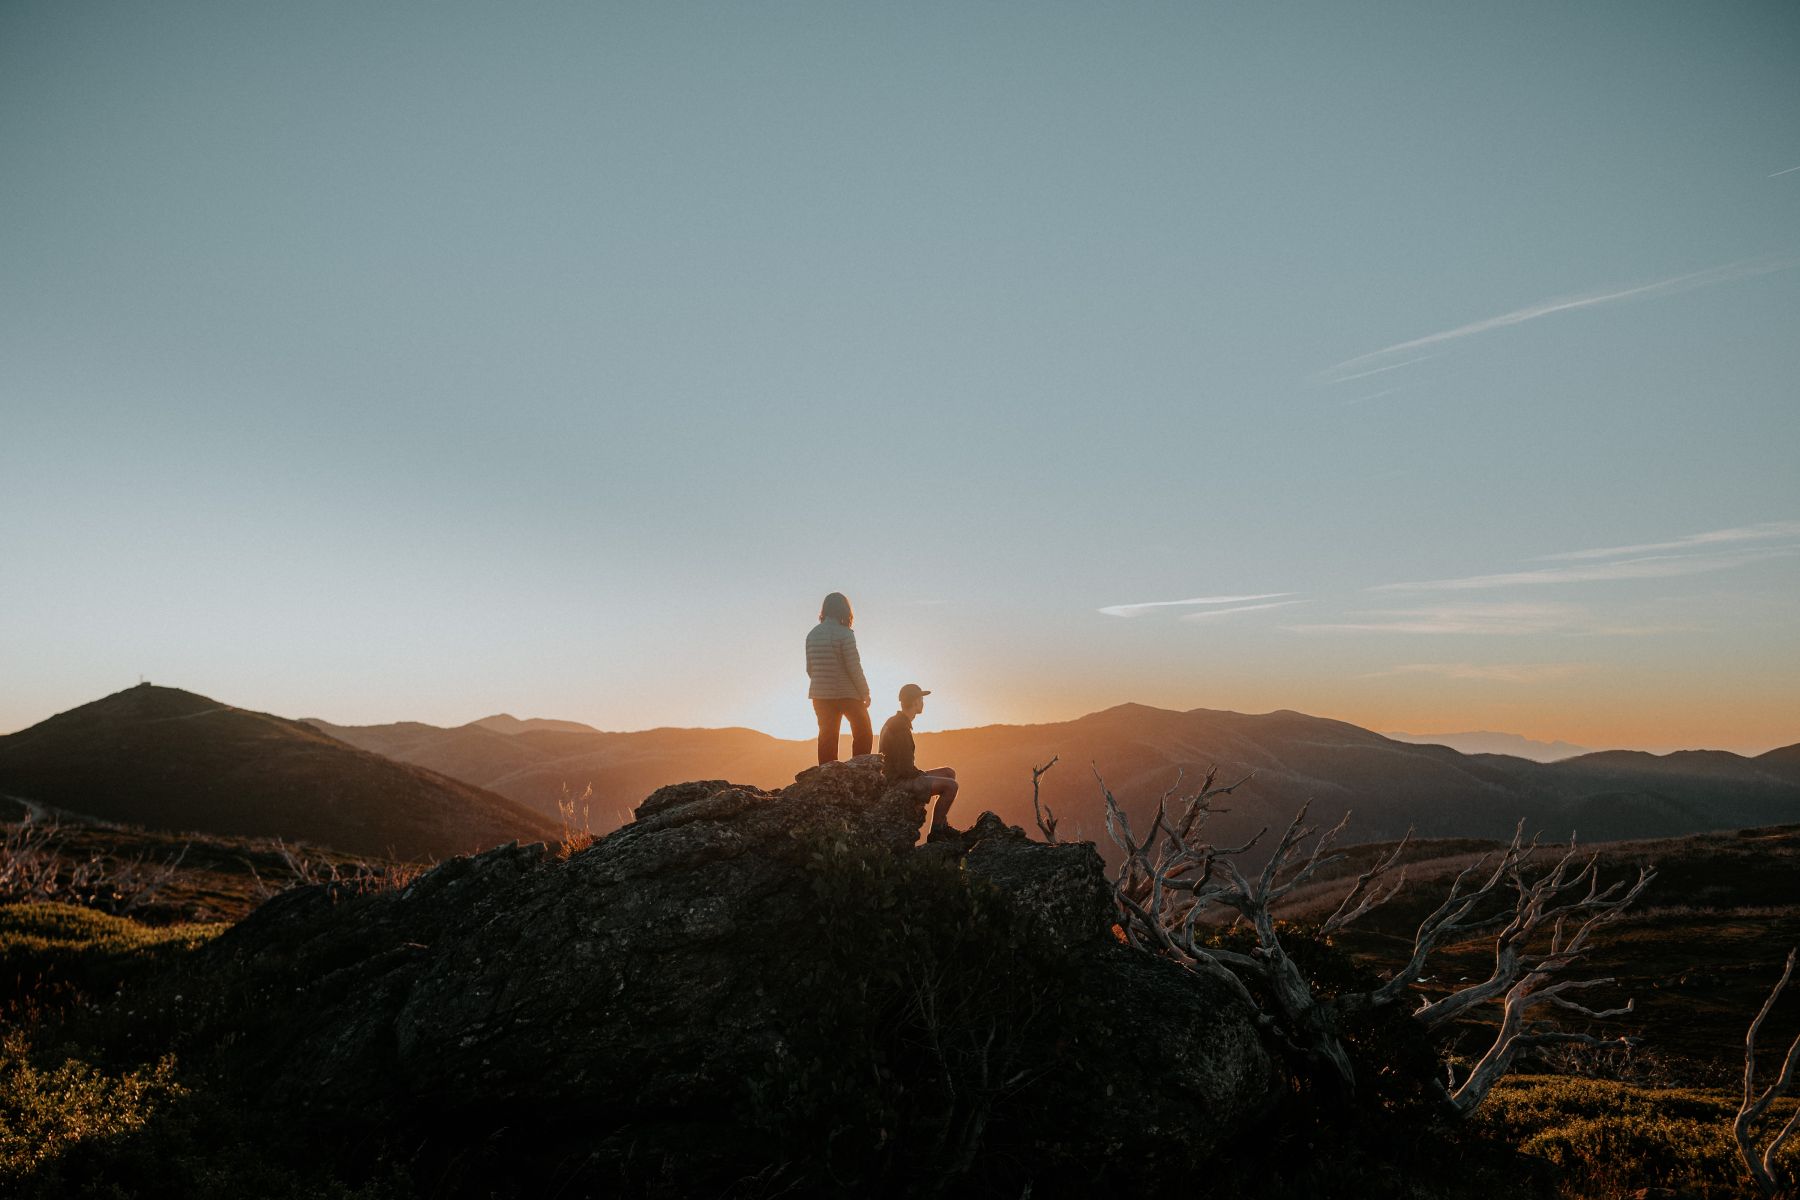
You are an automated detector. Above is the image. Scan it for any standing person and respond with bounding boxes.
[806,591,872,764]
[879,683,960,840]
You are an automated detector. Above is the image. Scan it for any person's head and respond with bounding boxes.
[819,592,854,627]
[898,682,931,717]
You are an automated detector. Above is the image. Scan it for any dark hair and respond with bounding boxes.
[819,592,854,627]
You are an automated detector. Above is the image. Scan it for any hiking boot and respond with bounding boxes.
[926,824,960,843]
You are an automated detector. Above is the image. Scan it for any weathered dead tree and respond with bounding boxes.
[0,817,191,915]
[1029,757,1060,843]
[1735,948,1800,1199]
[0,817,64,901]
[1091,765,1654,1112]
[98,843,191,915]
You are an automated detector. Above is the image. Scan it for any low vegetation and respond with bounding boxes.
[0,816,420,925]
[0,901,410,1198]
[1477,1076,1799,1199]
[2,791,1798,1196]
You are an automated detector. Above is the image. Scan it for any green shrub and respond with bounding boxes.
[0,902,219,1022]
[1476,1076,1800,1198]
[0,1033,184,1186]
[0,1029,414,1199]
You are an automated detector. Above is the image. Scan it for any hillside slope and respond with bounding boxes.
[0,685,557,860]
[307,716,811,828]
[308,703,1800,854]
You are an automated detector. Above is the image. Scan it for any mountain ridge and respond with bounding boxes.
[7,684,1794,863]
[0,685,558,860]
[305,701,1800,855]
[1383,729,1592,762]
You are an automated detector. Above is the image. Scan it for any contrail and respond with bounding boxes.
[1178,599,1307,621]
[1315,355,1433,385]
[1098,592,1292,618]
[1770,164,1800,178]
[1323,255,1800,375]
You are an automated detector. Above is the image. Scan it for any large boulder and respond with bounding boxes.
[191,757,1278,1196]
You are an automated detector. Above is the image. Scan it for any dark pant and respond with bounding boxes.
[812,697,872,764]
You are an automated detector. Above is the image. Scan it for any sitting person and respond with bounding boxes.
[878,683,959,840]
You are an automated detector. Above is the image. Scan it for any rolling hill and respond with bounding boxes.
[306,702,1800,858]
[1382,729,1590,761]
[8,685,1792,866]
[304,715,810,830]
[0,685,558,860]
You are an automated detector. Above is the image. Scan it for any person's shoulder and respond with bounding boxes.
[879,711,905,734]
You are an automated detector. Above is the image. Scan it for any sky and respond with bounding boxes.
[2,2,1797,753]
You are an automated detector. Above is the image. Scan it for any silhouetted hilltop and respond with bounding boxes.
[307,703,1800,855]
[1383,729,1591,761]
[306,714,807,826]
[468,713,600,735]
[1752,741,1800,782]
[0,685,557,860]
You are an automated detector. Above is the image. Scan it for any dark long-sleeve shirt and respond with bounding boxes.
[878,711,919,781]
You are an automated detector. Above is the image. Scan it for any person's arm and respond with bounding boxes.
[839,629,871,704]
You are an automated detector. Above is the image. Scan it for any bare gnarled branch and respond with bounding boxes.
[1736,948,1800,1198]
[1030,757,1060,842]
[1087,764,1653,1112]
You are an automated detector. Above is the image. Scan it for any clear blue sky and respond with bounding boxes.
[3,2,1797,751]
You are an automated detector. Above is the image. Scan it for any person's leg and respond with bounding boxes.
[919,768,958,830]
[813,699,843,764]
[846,700,873,758]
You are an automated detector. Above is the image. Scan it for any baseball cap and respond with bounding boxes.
[898,683,932,704]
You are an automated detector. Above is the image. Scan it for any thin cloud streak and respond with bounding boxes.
[1098,592,1292,618]
[1288,601,1682,637]
[1315,355,1433,385]
[1177,599,1307,621]
[1539,520,1800,562]
[1338,381,1423,408]
[1770,165,1800,178]
[1325,255,1800,374]
[1374,548,1798,592]
[1365,662,1589,683]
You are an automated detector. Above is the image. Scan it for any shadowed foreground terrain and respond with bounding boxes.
[3,761,1798,1197]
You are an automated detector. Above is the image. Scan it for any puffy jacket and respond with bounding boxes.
[805,620,870,701]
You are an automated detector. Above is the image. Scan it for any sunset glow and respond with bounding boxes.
[2,3,1795,755]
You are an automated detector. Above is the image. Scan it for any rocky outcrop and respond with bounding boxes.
[191,757,1278,1196]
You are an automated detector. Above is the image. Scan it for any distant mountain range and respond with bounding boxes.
[0,685,557,860]
[309,701,1800,858]
[303,714,800,830]
[3,685,1794,863]
[1381,730,1591,762]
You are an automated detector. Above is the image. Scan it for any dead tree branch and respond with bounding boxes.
[1736,948,1800,1199]
[1092,766,1653,1111]
[1029,757,1060,843]
[0,817,192,916]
